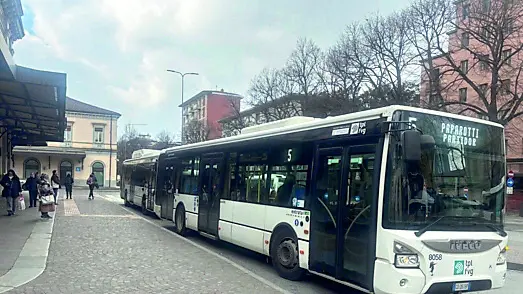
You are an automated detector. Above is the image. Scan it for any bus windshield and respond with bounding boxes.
[384,111,505,231]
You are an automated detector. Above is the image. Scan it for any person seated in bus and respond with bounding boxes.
[276,174,296,206]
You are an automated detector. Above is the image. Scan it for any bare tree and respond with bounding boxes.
[247,67,302,121]
[153,130,177,149]
[407,0,454,108]
[360,12,419,105]
[183,119,211,144]
[421,0,523,125]
[283,38,323,97]
[220,97,248,137]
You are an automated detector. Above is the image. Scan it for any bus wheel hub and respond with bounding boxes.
[277,239,298,268]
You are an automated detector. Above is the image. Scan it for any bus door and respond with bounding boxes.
[309,143,377,289]
[160,159,176,219]
[146,162,157,211]
[198,153,224,236]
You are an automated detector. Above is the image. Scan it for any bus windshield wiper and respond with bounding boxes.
[415,215,449,237]
[484,223,507,237]
[414,216,476,237]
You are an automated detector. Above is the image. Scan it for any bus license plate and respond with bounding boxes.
[452,282,470,291]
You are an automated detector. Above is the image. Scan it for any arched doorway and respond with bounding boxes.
[92,162,104,187]
[24,158,40,179]
[59,160,73,185]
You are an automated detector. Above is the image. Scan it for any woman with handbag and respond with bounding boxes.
[38,174,54,219]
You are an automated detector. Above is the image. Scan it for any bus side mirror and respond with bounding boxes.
[402,130,421,162]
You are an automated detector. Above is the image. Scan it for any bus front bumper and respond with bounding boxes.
[373,260,506,294]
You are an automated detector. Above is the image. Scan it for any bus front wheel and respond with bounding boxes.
[270,229,305,281]
[174,205,187,236]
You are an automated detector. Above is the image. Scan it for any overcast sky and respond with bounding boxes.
[13,0,412,139]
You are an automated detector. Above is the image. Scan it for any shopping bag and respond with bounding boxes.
[18,196,26,210]
[40,196,53,205]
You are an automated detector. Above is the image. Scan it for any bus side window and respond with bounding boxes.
[222,153,237,200]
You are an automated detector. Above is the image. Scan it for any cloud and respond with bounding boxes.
[13,0,414,137]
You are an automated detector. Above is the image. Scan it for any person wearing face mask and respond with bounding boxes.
[1,169,23,216]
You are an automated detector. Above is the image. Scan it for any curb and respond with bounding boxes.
[0,210,56,293]
[508,262,523,272]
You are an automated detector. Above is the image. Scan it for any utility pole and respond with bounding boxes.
[167,69,199,144]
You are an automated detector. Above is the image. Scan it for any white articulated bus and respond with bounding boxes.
[121,149,161,215]
[151,105,507,294]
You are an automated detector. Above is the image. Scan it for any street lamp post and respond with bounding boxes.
[167,69,199,143]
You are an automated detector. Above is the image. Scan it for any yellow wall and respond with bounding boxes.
[47,112,118,151]
[12,152,117,187]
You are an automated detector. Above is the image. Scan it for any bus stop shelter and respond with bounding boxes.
[0,65,67,176]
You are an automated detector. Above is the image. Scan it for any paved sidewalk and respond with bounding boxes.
[0,194,55,293]
[9,190,290,293]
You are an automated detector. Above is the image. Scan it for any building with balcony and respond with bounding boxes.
[181,89,242,142]
[11,97,120,187]
[0,1,67,181]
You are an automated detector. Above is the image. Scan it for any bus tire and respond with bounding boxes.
[270,228,305,281]
[174,204,187,236]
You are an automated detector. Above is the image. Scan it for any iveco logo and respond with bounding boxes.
[450,240,481,252]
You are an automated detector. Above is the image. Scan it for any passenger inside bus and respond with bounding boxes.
[276,174,295,206]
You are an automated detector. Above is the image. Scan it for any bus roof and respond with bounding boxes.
[160,105,504,156]
[123,149,161,165]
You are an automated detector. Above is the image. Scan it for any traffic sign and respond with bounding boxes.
[508,170,515,178]
[507,178,515,187]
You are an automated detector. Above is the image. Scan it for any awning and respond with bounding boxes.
[13,146,86,158]
[0,65,67,145]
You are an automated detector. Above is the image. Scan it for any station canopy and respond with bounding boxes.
[0,66,67,146]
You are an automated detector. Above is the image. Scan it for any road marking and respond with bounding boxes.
[105,197,292,294]
[78,214,140,219]
[63,199,80,216]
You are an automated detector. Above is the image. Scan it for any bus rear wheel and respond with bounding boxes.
[174,205,187,236]
[270,230,304,281]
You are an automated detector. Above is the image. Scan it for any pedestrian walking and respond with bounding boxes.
[87,173,97,200]
[25,172,39,208]
[0,169,23,216]
[38,174,54,219]
[51,170,60,205]
[65,173,74,199]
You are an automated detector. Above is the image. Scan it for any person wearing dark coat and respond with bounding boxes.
[25,172,39,208]
[0,169,22,216]
[64,173,74,199]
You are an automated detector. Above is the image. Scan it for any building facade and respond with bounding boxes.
[420,0,523,212]
[12,97,120,187]
[181,90,242,141]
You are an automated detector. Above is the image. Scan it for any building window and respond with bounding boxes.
[479,83,488,95]
[429,94,442,105]
[482,0,491,12]
[462,4,470,20]
[64,125,72,146]
[503,20,514,35]
[461,33,469,48]
[460,60,469,73]
[479,54,489,71]
[93,126,104,146]
[501,79,511,95]
[503,49,512,65]
[459,88,467,102]
[24,158,40,179]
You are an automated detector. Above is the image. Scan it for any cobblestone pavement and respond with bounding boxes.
[5,190,522,294]
[6,191,288,294]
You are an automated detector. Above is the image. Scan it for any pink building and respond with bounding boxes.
[420,0,523,212]
[180,90,242,140]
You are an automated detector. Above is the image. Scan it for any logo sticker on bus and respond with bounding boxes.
[454,260,473,276]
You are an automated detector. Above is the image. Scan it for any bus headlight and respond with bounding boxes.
[394,241,419,268]
[497,246,507,265]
